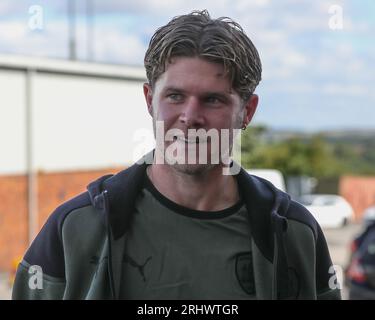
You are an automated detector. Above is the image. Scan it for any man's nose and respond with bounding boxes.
[179,97,205,127]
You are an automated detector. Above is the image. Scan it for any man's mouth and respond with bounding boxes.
[173,136,207,144]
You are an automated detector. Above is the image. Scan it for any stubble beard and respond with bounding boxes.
[169,161,217,176]
[151,111,242,177]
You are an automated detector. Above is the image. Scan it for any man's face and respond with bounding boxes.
[143,56,258,175]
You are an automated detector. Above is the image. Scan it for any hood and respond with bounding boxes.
[87,160,148,234]
[237,168,291,262]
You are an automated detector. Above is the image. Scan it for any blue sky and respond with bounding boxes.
[0,0,374,131]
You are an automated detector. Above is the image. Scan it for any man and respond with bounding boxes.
[12,10,341,300]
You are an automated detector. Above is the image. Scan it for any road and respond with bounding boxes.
[0,273,11,300]
[322,222,363,299]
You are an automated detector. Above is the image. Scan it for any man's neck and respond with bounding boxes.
[147,164,240,212]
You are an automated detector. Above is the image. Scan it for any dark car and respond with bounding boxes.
[346,221,375,299]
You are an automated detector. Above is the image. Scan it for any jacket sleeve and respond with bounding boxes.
[12,260,66,300]
[286,200,342,300]
[12,193,90,300]
[11,204,69,300]
[315,224,342,300]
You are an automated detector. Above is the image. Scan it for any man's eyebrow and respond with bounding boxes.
[203,91,230,97]
[164,86,185,93]
[164,87,231,97]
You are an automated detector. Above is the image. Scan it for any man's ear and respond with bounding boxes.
[143,83,153,116]
[242,94,259,127]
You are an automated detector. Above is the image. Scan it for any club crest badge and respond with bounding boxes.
[235,252,255,295]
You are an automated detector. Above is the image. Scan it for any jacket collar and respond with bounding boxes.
[87,153,290,262]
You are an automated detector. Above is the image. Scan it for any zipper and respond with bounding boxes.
[101,190,117,299]
[272,232,279,299]
[272,211,290,299]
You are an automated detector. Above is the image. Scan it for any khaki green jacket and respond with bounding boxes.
[12,157,341,300]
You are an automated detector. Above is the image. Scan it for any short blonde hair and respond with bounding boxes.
[144,10,262,101]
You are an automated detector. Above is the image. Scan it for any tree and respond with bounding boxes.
[240,127,342,178]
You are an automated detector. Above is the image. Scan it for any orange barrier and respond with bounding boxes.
[9,257,22,287]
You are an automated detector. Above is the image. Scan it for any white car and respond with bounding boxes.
[362,205,375,227]
[246,169,286,192]
[299,194,354,228]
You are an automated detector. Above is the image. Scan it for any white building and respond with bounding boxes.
[0,54,154,175]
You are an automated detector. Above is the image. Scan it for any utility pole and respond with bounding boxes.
[25,68,38,244]
[68,0,76,60]
[86,0,94,61]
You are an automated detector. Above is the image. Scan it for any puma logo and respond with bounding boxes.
[123,254,152,282]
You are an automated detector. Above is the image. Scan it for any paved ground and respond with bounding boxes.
[0,272,11,300]
[0,223,362,300]
[322,222,363,299]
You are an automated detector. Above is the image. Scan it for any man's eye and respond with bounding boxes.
[167,94,183,101]
[206,96,221,104]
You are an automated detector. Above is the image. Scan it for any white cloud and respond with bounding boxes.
[254,30,308,80]
[0,18,146,64]
[264,82,315,94]
[0,1,12,13]
[93,29,146,65]
[0,22,28,40]
[280,50,307,68]
[0,19,67,57]
[231,0,270,11]
[0,0,28,15]
[91,0,223,15]
[281,15,327,32]
[322,83,370,96]
[263,52,307,79]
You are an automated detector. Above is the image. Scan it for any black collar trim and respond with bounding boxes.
[143,172,244,219]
